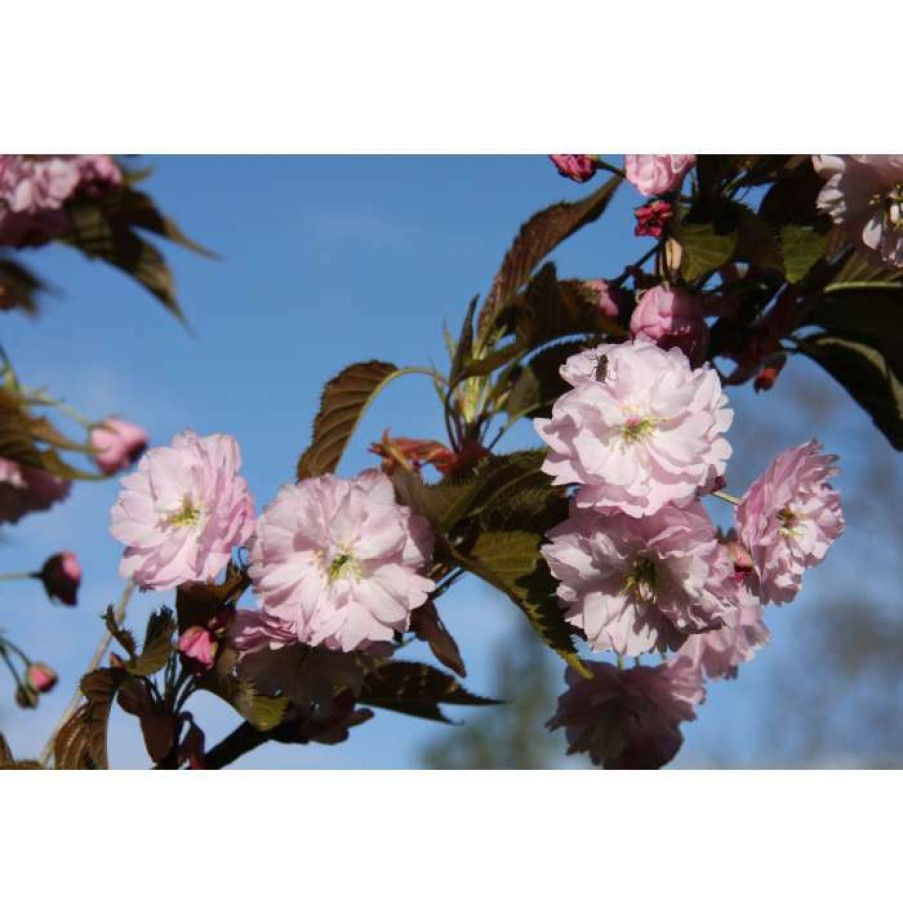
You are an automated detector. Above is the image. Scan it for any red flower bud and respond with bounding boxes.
[633,200,674,239]
[549,155,598,184]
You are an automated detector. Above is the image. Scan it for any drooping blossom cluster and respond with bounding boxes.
[0,457,71,524]
[735,440,844,605]
[536,338,733,517]
[625,154,696,196]
[813,154,903,268]
[542,501,734,655]
[235,470,435,653]
[537,329,845,767]
[109,430,256,591]
[0,155,122,247]
[547,658,704,769]
[629,284,709,365]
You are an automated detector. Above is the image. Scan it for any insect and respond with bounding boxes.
[594,353,609,382]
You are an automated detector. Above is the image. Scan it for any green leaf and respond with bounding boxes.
[676,218,737,281]
[504,340,585,424]
[451,528,585,674]
[61,199,186,322]
[0,258,46,316]
[103,605,137,660]
[733,206,783,273]
[802,286,903,369]
[800,335,903,450]
[100,187,217,258]
[130,607,176,677]
[394,450,548,535]
[781,226,829,283]
[830,251,903,288]
[196,647,291,731]
[0,388,43,468]
[481,174,622,329]
[508,264,624,347]
[54,668,128,769]
[296,360,402,479]
[359,661,499,723]
[758,159,828,226]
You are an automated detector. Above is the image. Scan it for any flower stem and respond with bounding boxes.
[0,571,35,582]
[38,579,135,767]
[713,489,742,506]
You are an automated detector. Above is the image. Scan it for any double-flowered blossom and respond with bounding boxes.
[542,500,735,655]
[238,470,435,653]
[813,155,903,267]
[735,440,844,605]
[109,431,256,591]
[535,338,733,518]
[625,154,696,197]
[0,155,121,247]
[0,458,71,524]
[629,284,709,365]
[674,570,770,680]
[547,658,704,769]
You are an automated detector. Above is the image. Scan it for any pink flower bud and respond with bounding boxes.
[633,200,674,238]
[625,155,695,197]
[39,551,82,606]
[549,155,598,184]
[584,279,621,320]
[630,285,709,365]
[177,625,218,672]
[26,662,58,693]
[90,418,149,475]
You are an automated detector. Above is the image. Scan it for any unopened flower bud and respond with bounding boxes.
[549,155,598,184]
[38,551,82,606]
[630,285,709,365]
[90,418,149,475]
[26,662,58,693]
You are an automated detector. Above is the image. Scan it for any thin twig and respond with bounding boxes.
[38,579,135,767]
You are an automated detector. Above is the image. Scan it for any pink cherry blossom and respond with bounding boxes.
[535,338,733,517]
[630,284,709,365]
[241,470,435,653]
[735,440,844,605]
[0,458,71,524]
[625,154,696,197]
[542,501,735,655]
[39,551,82,606]
[674,572,770,680]
[546,658,704,769]
[549,155,598,183]
[90,418,149,475]
[177,626,218,672]
[109,430,256,591]
[813,155,903,267]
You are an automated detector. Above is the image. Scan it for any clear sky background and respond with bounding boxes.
[1,155,900,768]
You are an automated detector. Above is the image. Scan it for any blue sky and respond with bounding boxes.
[1,155,899,768]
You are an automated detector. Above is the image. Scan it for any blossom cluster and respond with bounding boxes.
[538,338,844,768]
[108,430,437,663]
[0,154,122,247]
